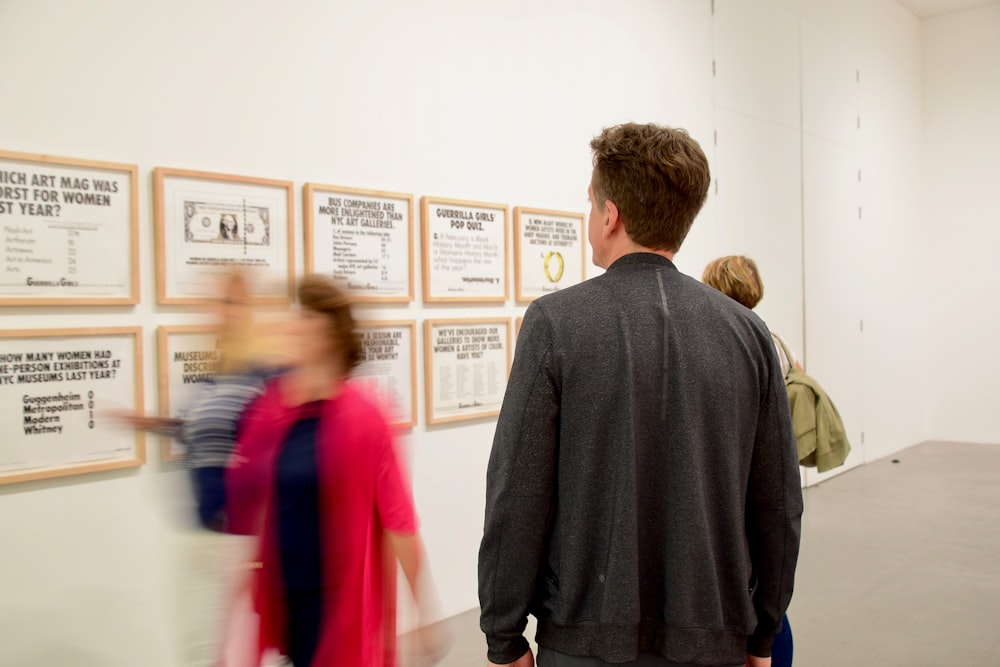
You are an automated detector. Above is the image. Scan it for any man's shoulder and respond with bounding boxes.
[684,273,769,326]
[534,276,603,305]
[529,265,758,317]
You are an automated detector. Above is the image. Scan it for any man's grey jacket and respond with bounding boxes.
[479,253,803,665]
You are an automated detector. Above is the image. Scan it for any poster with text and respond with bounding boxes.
[157,325,220,462]
[514,207,586,301]
[0,328,144,485]
[421,197,508,302]
[354,321,416,429]
[305,184,413,302]
[154,167,294,304]
[0,150,138,305]
[424,318,510,424]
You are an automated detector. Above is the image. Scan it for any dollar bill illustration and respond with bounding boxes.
[183,200,271,246]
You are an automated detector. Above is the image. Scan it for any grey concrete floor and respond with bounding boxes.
[405,441,1000,666]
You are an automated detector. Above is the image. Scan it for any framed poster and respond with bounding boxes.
[0,327,144,485]
[514,207,586,301]
[424,318,511,425]
[157,325,220,462]
[420,196,508,302]
[0,150,138,305]
[304,184,414,302]
[354,320,417,429]
[154,167,294,305]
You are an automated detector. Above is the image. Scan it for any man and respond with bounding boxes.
[478,123,802,667]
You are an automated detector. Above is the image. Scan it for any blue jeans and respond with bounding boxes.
[771,614,794,667]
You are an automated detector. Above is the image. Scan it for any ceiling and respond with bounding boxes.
[895,0,999,18]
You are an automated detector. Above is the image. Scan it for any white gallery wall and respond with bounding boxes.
[804,0,927,477]
[0,0,928,664]
[923,4,1000,445]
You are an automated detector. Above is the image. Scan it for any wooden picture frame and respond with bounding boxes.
[304,184,414,302]
[154,167,295,305]
[0,149,139,306]
[424,318,511,425]
[513,207,587,302]
[156,324,219,462]
[0,327,144,485]
[420,196,509,303]
[355,320,418,429]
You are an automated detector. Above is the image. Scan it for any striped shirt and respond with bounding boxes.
[177,371,271,469]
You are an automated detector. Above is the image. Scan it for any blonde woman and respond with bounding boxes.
[112,270,281,666]
[122,270,277,526]
[701,256,801,377]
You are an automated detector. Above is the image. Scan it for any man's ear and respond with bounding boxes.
[603,199,622,239]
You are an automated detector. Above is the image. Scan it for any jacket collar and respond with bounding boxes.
[606,252,678,272]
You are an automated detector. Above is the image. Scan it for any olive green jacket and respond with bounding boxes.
[784,367,851,472]
[772,335,851,472]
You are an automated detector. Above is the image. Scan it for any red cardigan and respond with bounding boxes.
[227,379,418,666]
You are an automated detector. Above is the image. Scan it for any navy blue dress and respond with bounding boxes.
[275,414,324,666]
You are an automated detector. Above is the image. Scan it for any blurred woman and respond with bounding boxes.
[226,275,444,666]
[123,270,275,527]
[702,255,796,667]
[113,270,280,666]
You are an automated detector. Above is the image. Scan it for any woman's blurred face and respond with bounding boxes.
[293,307,336,368]
[214,277,251,332]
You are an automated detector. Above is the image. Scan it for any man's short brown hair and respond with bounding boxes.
[702,255,764,310]
[590,123,711,252]
[298,274,363,372]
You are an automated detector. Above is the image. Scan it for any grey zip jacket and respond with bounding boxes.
[479,253,802,665]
